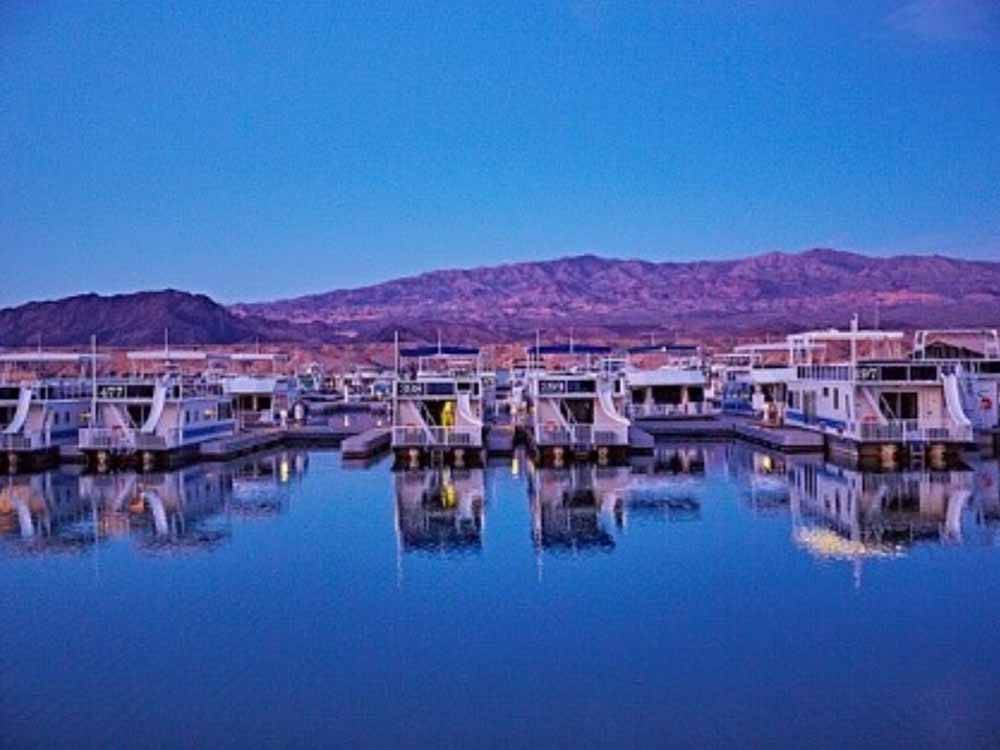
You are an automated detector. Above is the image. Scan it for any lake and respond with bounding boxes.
[2,443,1000,748]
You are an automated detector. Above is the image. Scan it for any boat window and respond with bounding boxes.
[651,386,682,405]
[879,392,918,420]
[880,366,909,381]
[426,382,456,396]
[688,386,704,403]
[833,388,839,410]
[566,380,596,394]
[910,366,937,381]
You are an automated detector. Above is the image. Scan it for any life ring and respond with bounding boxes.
[982,397,993,411]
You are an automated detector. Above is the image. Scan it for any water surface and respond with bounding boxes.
[3,444,1000,748]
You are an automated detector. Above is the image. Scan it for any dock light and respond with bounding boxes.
[280,459,291,483]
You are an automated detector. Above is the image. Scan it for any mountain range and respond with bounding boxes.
[2,249,999,347]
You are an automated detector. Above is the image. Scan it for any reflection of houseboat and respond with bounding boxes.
[527,463,627,551]
[391,344,485,468]
[784,322,974,467]
[393,467,485,553]
[0,470,90,552]
[227,450,307,516]
[788,461,975,560]
[630,444,708,476]
[78,376,236,470]
[524,344,630,465]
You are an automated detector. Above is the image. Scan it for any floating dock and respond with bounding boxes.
[486,426,516,456]
[634,415,737,439]
[732,422,825,453]
[342,428,392,460]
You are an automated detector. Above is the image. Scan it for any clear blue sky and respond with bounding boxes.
[2,1,998,307]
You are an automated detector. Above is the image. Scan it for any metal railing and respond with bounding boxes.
[857,420,973,444]
[628,402,709,418]
[391,426,482,448]
[534,424,627,447]
[0,433,47,451]
[79,427,183,451]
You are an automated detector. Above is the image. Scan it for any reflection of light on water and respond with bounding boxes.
[280,459,290,483]
[511,457,519,477]
[794,528,903,561]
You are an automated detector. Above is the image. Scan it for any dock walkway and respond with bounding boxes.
[342,428,392,460]
[732,422,825,453]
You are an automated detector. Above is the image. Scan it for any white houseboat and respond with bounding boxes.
[912,329,1000,438]
[0,352,106,471]
[718,343,800,423]
[391,344,485,468]
[78,375,236,470]
[524,344,631,465]
[783,323,973,467]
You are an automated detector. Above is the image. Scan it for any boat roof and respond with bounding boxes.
[126,350,214,361]
[528,344,612,355]
[0,351,110,363]
[399,345,479,357]
[628,344,698,354]
[228,353,288,362]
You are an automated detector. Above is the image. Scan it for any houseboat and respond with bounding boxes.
[222,374,300,428]
[391,344,485,468]
[718,343,799,423]
[523,344,631,465]
[0,352,106,471]
[783,323,974,467]
[78,375,236,470]
[624,344,713,420]
[912,329,1000,443]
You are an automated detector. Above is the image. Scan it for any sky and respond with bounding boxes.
[1,1,998,307]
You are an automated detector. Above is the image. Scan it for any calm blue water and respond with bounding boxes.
[3,444,1000,748]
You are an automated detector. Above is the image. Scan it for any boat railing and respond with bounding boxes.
[0,433,48,451]
[534,424,627,447]
[79,428,132,451]
[392,426,482,448]
[79,427,184,451]
[628,402,709,419]
[857,420,973,444]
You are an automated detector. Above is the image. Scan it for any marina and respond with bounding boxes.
[4,323,1000,474]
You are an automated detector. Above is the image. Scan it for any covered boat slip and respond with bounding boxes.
[624,342,714,419]
[625,368,710,419]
